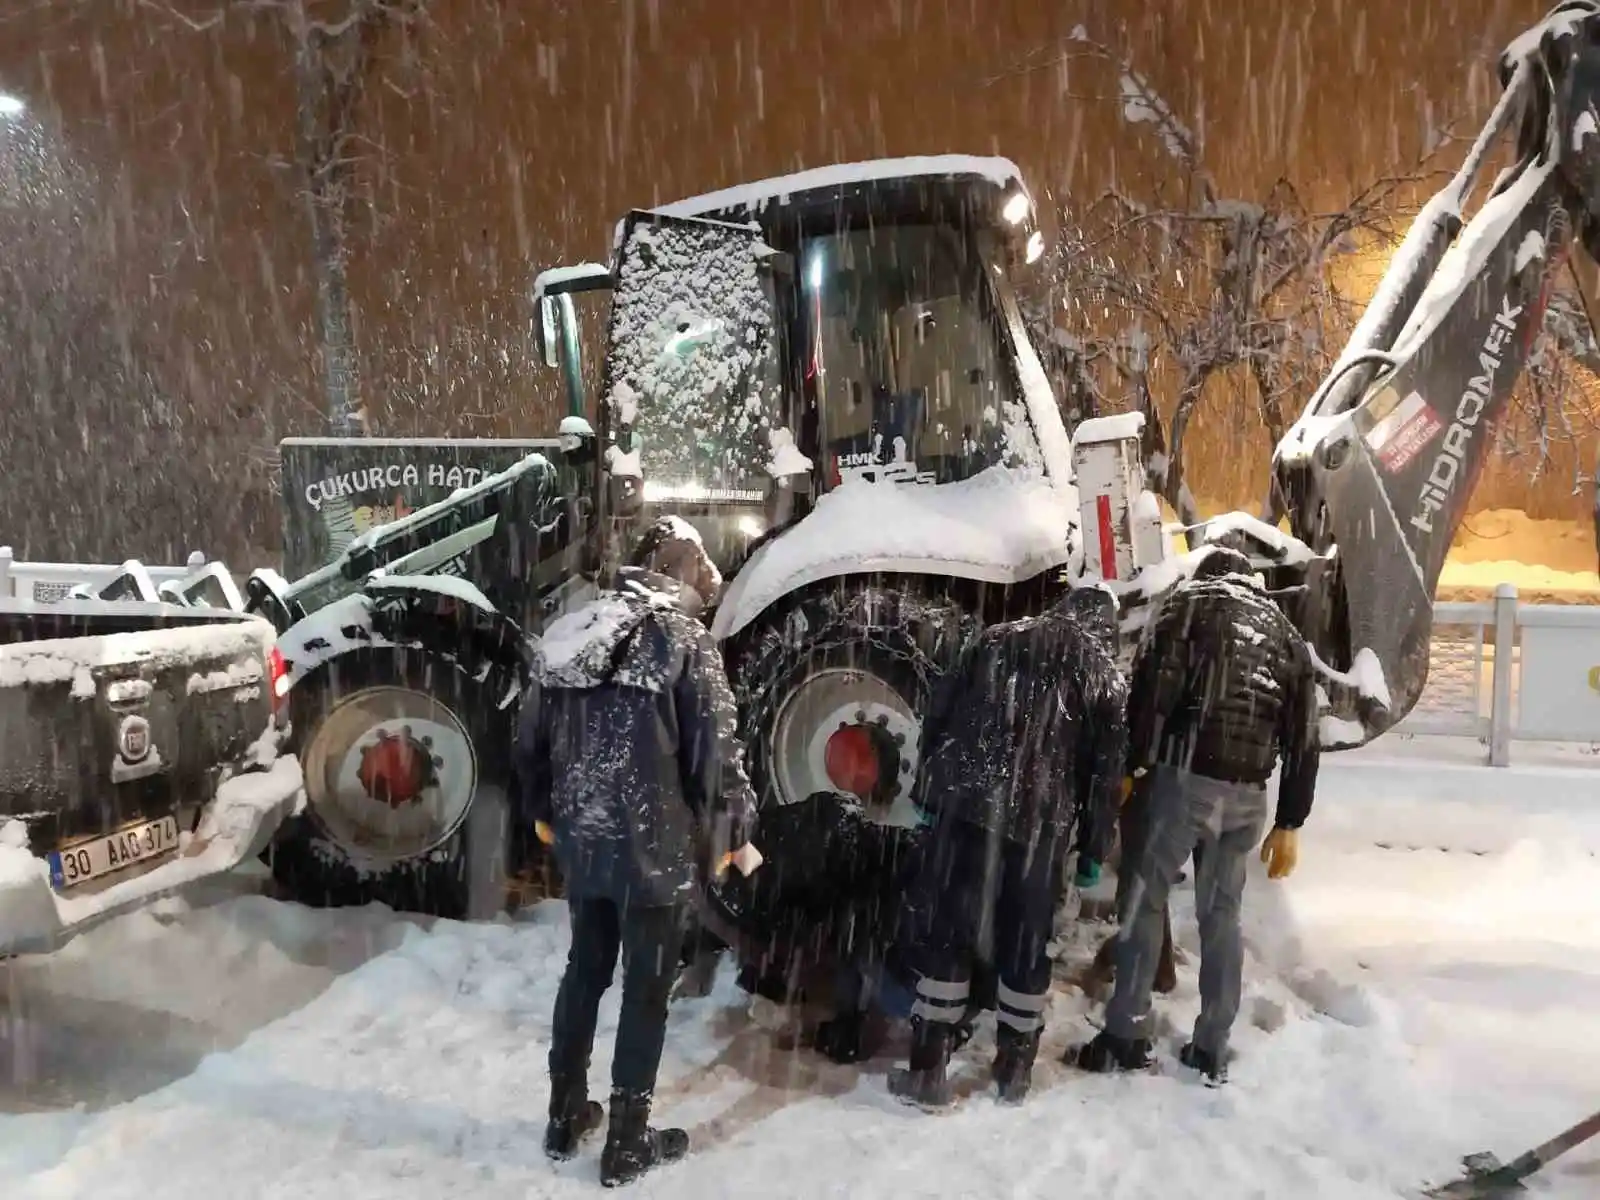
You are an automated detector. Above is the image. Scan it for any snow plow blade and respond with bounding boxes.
[0,735,303,957]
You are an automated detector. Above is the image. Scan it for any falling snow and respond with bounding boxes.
[2,3,1600,1197]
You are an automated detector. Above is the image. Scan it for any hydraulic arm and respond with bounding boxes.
[1269,0,1600,746]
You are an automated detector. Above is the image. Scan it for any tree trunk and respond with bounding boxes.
[1561,254,1600,570]
[1132,363,1167,491]
[1593,469,1599,575]
[306,190,364,436]
[1164,369,1209,545]
[293,8,368,438]
[1249,353,1287,522]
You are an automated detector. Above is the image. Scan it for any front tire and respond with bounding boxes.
[267,647,518,920]
[729,584,976,825]
[709,584,971,1001]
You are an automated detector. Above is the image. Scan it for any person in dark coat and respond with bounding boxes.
[1075,545,1321,1084]
[889,585,1128,1108]
[517,516,757,1185]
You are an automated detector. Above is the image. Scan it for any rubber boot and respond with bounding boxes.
[543,1074,604,1161]
[992,1027,1041,1104]
[1179,1041,1227,1086]
[599,1090,689,1188]
[1071,1029,1153,1073]
[813,1008,868,1064]
[887,1019,955,1109]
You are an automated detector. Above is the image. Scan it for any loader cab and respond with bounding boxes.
[534,156,1053,582]
[691,163,1049,492]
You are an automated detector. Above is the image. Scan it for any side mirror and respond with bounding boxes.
[538,295,566,369]
[531,263,614,418]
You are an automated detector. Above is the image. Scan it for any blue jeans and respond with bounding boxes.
[1104,765,1268,1057]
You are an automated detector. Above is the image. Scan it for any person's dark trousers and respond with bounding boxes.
[905,818,988,1032]
[987,825,1062,1100]
[549,898,685,1095]
[903,819,1060,1099]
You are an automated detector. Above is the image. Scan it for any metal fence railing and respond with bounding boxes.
[1403,584,1600,763]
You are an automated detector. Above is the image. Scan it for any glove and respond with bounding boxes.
[717,844,764,878]
[1074,858,1102,888]
[534,820,554,845]
[1259,827,1299,880]
[1119,777,1135,806]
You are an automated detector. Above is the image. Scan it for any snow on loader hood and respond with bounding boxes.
[710,466,1079,641]
[0,729,304,957]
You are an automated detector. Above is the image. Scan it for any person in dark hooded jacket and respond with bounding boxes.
[1074,545,1320,1084]
[889,585,1128,1108]
[517,516,757,1185]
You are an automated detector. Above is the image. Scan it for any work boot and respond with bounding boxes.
[599,1090,688,1187]
[1178,1041,1227,1086]
[813,1009,868,1064]
[1071,1030,1153,1074]
[543,1073,604,1161]
[887,1019,955,1109]
[992,1027,1042,1104]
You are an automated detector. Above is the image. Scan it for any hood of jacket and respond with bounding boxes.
[533,568,697,690]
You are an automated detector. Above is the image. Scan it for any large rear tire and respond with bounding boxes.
[710,584,974,1000]
[267,647,519,920]
[730,583,976,824]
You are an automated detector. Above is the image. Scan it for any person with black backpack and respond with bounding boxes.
[1074,546,1320,1085]
[517,517,757,1186]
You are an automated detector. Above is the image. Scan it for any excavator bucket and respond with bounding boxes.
[1273,5,1600,745]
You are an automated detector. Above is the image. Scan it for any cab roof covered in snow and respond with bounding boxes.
[650,155,1025,218]
[613,155,1033,252]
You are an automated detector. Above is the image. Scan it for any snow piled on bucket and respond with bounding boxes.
[711,466,1076,639]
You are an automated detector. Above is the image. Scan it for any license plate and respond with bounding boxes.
[49,815,181,891]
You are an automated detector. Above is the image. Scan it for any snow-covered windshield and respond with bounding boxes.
[604,215,786,502]
[804,223,1036,486]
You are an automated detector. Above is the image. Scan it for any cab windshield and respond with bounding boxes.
[803,222,1032,487]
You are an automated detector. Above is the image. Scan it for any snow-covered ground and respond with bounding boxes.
[3,744,1597,1199]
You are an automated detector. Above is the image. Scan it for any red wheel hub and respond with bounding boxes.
[357,732,429,808]
[824,724,882,799]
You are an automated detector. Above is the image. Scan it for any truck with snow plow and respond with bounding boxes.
[0,561,299,956]
[246,0,1600,931]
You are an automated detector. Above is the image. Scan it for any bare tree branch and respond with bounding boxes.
[1019,24,1600,541]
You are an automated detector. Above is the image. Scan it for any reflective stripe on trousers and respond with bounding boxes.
[910,973,970,1024]
[995,980,1047,1034]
